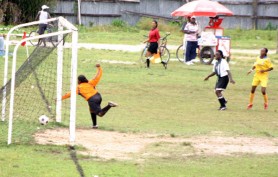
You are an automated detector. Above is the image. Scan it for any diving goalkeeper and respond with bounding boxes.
[61,64,118,129]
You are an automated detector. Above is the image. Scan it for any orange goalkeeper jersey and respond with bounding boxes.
[62,67,103,101]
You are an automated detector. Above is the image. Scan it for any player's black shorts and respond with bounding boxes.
[215,75,229,90]
[147,42,158,54]
[38,24,47,35]
[87,93,102,114]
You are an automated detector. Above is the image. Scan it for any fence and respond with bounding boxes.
[216,0,278,30]
[54,0,278,29]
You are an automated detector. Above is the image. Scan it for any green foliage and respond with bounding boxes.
[136,17,180,33]
[89,21,94,27]
[111,18,127,28]
[265,22,277,30]
[76,22,139,36]
[73,0,78,15]
[2,0,57,23]
[136,17,151,30]
[0,2,21,25]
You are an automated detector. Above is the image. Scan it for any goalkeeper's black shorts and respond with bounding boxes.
[87,93,102,114]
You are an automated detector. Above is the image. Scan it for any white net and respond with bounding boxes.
[0,18,77,145]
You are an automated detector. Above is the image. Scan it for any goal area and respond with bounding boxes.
[0,17,78,145]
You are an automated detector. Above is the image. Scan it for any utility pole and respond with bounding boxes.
[77,0,82,25]
[252,0,258,29]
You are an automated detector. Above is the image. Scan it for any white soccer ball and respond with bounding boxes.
[39,115,49,125]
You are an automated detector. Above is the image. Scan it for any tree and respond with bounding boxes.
[0,0,57,24]
[0,1,21,25]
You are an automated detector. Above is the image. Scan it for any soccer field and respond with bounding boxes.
[0,45,277,177]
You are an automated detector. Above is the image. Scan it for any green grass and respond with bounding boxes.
[225,29,277,50]
[74,51,278,137]
[1,51,278,176]
[0,27,278,176]
[74,18,278,50]
[0,145,277,177]
[77,26,277,50]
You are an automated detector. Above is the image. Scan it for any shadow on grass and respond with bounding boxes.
[69,146,85,177]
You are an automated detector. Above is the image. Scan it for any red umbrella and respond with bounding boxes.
[171,0,233,17]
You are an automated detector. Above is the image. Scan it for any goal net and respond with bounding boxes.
[0,17,78,145]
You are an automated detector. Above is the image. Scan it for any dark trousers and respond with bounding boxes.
[38,24,47,46]
[90,105,111,126]
[88,93,111,126]
[185,41,198,62]
[91,113,97,126]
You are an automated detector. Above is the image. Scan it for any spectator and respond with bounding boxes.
[35,5,51,46]
[183,16,199,65]
[180,16,191,62]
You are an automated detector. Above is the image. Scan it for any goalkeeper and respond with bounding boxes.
[61,64,118,129]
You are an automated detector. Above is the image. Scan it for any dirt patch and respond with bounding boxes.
[34,128,278,160]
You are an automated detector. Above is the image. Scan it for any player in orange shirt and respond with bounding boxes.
[247,48,273,110]
[62,64,118,129]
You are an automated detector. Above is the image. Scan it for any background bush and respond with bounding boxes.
[0,0,57,24]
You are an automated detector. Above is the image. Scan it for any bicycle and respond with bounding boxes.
[176,43,202,63]
[176,43,185,63]
[29,24,55,46]
[177,44,230,65]
[140,32,171,66]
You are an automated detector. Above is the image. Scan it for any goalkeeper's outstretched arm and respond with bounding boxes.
[88,64,103,87]
[61,64,102,101]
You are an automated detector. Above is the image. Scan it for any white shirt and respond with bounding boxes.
[182,22,188,48]
[213,59,230,77]
[184,23,198,41]
[39,11,48,24]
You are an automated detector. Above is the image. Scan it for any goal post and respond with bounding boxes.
[0,16,78,145]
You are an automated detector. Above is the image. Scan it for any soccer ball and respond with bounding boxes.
[39,115,49,125]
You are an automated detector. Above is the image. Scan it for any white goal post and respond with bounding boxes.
[1,16,78,145]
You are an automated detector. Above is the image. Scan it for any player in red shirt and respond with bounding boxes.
[143,20,167,69]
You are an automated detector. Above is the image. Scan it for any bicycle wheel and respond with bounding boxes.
[139,47,148,63]
[159,46,170,64]
[199,46,214,65]
[46,28,55,47]
[29,31,39,46]
[176,44,185,63]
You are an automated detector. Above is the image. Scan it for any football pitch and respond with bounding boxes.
[0,40,278,176]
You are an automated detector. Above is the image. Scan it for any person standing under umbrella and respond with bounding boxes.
[180,16,191,63]
[183,16,199,65]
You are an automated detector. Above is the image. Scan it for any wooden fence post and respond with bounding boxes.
[252,0,258,30]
